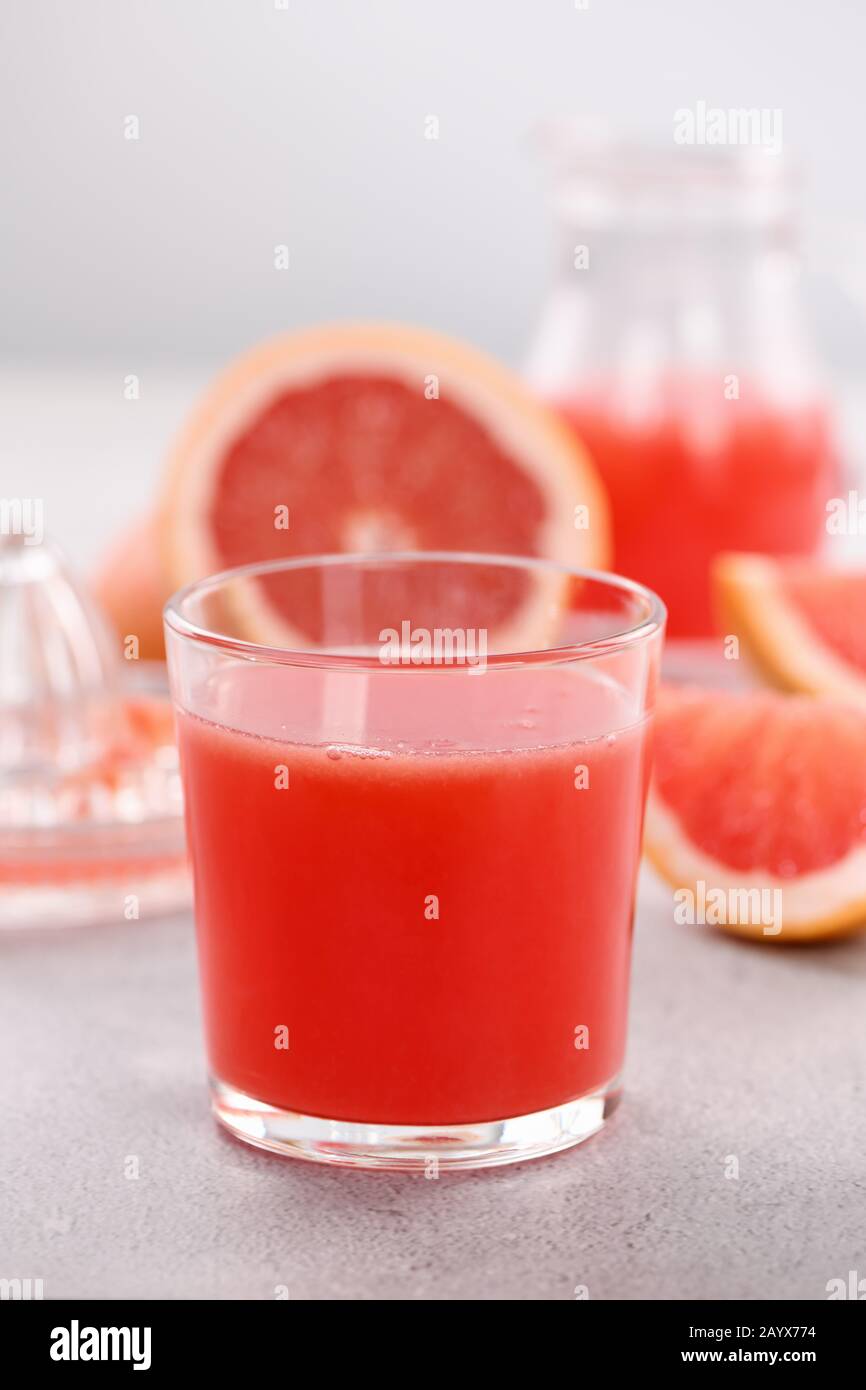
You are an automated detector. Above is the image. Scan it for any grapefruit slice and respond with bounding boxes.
[714,553,866,708]
[645,684,866,941]
[160,323,609,650]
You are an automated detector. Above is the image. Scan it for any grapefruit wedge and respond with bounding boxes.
[645,684,866,941]
[159,323,609,650]
[714,553,866,708]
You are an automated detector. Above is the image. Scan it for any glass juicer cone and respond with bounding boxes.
[0,533,189,928]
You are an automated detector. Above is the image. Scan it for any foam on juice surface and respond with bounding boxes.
[185,658,643,759]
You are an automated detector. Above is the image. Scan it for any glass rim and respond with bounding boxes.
[163,551,666,672]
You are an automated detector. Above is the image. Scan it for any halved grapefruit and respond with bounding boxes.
[159,323,609,649]
[645,684,866,941]
[714,553,866,708]
[93,512,167,661]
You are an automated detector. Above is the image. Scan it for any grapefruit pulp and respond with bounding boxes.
[645,684,866,941]
[159,323,609,649]
[714,553,866,708]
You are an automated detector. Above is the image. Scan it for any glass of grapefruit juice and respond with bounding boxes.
[165,554,665,1169]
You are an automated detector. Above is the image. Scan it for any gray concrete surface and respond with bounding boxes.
[2,867,864,1301]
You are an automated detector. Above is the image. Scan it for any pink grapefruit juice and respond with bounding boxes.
[557,387,835,638]
[176,662,651,1127]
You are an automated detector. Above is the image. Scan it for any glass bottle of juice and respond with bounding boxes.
[525,127,837,640]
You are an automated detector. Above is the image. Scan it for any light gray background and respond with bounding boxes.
[3,0,866,368]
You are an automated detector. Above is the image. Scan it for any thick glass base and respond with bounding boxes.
[210,1074,621,1171]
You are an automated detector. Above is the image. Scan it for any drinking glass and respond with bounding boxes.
[165,553,664,1169]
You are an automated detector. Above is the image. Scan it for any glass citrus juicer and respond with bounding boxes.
[0,533,188,928]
